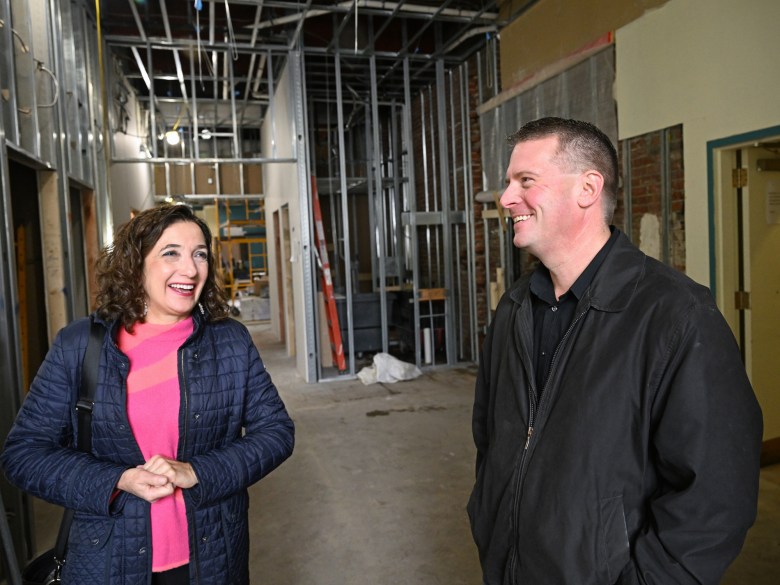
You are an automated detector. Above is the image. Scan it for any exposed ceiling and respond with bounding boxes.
[100,0,509,145]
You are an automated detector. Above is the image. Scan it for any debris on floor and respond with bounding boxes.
[357,352,423,385]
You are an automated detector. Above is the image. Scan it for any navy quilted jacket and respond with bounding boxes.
[1,312,295,584]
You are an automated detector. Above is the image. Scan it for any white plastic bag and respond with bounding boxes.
[357,352,422,385]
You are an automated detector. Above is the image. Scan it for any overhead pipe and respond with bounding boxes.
[442,25,497,54]
[250,53,268,98]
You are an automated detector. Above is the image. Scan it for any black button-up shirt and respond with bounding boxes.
[530,228,618,395]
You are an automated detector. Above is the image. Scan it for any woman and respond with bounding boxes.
[1,204,294,584]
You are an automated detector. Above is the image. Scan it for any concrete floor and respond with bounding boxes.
[29,320,779,583]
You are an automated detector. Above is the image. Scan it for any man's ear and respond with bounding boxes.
[577,170,604,209]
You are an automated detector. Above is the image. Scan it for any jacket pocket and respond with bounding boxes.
[220,492,249,580]
[599,495,630,583]
[61,515,115,583]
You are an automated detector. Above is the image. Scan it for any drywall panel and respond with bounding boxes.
[261,63,305,376]
[499,0,667,89]
[615,0,780,285]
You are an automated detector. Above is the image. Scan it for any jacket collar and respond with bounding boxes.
[95,307,208,346]
[586,230,645,313]
[508,229,645,314]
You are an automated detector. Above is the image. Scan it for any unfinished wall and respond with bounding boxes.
[499,0,668,89]
[262,63,306,376]
[617,125,685,271]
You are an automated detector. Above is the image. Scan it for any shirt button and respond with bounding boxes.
[194,413,200,420]
[201,536,208,543]
[551,306,558,312]
[91,538,100,546]
[138,547,146,554]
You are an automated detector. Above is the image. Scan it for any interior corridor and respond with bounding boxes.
[29,320,779,584]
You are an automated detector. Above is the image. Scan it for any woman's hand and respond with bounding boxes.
[143,454,199,489]
[117,467,175,503]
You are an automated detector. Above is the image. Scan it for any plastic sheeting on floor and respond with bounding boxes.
[357,353,423,385]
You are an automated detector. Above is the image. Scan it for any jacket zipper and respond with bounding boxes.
[179,349,189,458]
[179,347,201,584]
[508,306,589,581]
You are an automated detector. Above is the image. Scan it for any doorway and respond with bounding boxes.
[69,187,90,319]
[281,205,295,356]
[273,209,285,343]
[711,127,780,460]
[9,161,48,392]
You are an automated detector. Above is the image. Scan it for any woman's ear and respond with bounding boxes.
[577,170,605,210]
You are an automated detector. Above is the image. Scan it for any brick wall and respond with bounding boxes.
[617,125,685,272]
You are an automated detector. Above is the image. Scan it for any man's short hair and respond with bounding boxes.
[508,117,619,222]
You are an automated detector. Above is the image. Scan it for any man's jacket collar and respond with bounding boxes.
[507,230,646,314]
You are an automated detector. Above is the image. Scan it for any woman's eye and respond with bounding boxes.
[195,251,209,261]
[162,250,179,257]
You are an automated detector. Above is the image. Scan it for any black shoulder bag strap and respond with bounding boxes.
[52,316,104,570]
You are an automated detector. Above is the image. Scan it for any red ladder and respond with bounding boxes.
[311,176,347,372]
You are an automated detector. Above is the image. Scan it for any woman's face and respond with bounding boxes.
[142,220,209,324]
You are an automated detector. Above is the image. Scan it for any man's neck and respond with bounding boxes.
[545,226,611,299]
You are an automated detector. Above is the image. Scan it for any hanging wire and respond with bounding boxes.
[35,60,60,108]
[195,0,205,90]
[0,18,31,53]
[224,0,239,60]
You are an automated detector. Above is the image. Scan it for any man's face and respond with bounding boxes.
[500,135,583,262]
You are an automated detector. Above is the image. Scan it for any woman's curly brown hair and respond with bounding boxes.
[95,204,230,331]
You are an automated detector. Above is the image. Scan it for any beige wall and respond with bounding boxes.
[499,0,667,89]
[616,0,780,285]
[616,0,780,441]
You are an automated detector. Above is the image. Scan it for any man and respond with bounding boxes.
[467,117,763,584]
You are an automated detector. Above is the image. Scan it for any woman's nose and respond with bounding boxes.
[180,255,198,276]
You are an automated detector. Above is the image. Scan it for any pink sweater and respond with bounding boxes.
[119,318,193,572]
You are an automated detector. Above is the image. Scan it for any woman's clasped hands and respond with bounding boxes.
[117,454,199,503]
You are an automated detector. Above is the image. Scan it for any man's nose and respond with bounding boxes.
[499,185,514,208]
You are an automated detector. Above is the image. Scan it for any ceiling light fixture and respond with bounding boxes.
[164,129,180,146]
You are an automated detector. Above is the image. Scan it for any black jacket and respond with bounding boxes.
[467,231,762,585]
